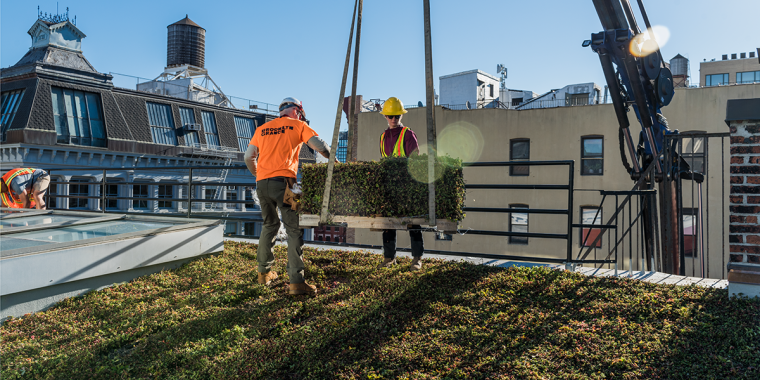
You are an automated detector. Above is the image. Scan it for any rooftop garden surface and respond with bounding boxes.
[1,241,759,379]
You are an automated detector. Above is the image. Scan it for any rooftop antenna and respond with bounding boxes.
[497,64,508,90]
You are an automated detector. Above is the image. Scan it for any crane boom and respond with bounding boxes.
[586,0,693,274]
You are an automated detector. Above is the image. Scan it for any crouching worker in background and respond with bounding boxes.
[378,97,425,271]
[244,97,333,296]
[1,168,50,209]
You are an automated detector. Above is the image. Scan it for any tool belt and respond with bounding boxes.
[283,177,302,211]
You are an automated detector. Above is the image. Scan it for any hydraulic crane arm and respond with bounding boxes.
[586,0,676,179]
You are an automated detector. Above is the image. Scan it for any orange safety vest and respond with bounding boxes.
[380,127,409,158]
[1,168,37,208]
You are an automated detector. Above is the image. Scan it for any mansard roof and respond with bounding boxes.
[0,73,275,161]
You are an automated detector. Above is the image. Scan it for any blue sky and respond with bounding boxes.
[2,0,758,141]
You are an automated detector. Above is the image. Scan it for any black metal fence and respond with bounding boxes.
[572,132,731,279]
[44,165,262,227]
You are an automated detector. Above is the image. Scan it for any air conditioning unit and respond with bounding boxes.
[184,123,202,131]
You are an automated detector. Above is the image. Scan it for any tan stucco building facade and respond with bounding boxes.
[352,83,760,277]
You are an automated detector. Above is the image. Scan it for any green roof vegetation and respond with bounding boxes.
[301,155,466,221]
[2,241,759,379]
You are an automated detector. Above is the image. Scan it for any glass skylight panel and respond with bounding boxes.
[0,215,84,228]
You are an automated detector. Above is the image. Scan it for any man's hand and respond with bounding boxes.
[19,189,30,209]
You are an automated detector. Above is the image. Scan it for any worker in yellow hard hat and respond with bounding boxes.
[378,97,425,271]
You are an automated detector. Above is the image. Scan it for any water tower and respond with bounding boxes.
[670,54,689,88]
[167,15,205,69]
[137,15,232,107]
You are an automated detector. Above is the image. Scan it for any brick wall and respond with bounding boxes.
[729,120,760,265]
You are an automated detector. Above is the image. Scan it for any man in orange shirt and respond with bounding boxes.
[244,97,333,296]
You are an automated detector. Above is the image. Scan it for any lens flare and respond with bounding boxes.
[406,153,444,184]
[629,25,670,58]
[437,122,484,162]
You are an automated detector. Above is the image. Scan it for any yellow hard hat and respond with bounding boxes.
[380,97,408,116]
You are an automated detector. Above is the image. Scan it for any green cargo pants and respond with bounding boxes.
[256,177,305,284]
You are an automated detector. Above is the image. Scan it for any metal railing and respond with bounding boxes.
[665,132,731,279]
[109,72,279,116]
[574,132,731,279]
[456,160,609,267]
[43,165,262,228]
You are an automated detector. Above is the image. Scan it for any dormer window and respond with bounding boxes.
[51,87,106,147]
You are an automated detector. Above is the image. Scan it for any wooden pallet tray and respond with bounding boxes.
[299,214,458,233]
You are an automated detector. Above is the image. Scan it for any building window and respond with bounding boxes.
[48,176,62,209]
[1,89,25,141]
[681,133,705,174]
[704,73,729,87]
[205,186,218,209]
[179,185,189,209]
[567,93,589,106]
[179,107,200,147]
[103,178,120,211]
[737,71,760,85]
[201,111,220,149]
[511,97,523,107]
[245,188,257,209]
[234,116,256,152]
[337,131,348,162]
[51,87,106,147]
[581,136,604,175]
[133,183,149,209]
[509,204,528,245]
[510,139,529,176]
[580,206,603,248]
[682,208,699,257]
[146,102,177,145]
[224,222,238,236]
[225,186,237,210]
[489,84,494,98]
[69,178,90,209]
[158,183,173,209]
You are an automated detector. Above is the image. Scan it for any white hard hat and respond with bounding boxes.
[279,97,302,112]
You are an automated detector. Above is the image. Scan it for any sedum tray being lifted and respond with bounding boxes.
[300,155,465,231]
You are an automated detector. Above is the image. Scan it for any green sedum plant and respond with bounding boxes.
[301,155,466,221]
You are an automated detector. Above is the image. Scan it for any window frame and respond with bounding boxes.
[157,183,174,210]
[581,135,604,176]
[51,87,106,147]
[201,110,220,149]
[178,107,200,148]
[736,70,760,85]
[68,178,91,209]
[509,138,530,176]
[705,73,729,87]
[580,206,603,248]
[103,178,121,211]
[1,89,25,141]
[680,132,706,175]
[509,204,529,245]
[146,102,178,146]
[234,116,256,152]
[682,207,700,258]
[132,182,150,210]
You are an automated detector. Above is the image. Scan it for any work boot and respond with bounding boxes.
[289,282,317,296]
[258,271,278,286]
[378,258,396,268]
[410,257,423,271]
